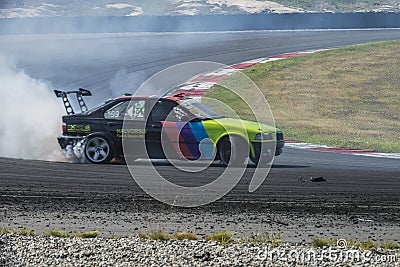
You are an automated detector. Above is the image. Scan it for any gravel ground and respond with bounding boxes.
[2,195,400,244]
[1,234,399,267]
[1,154,399,266]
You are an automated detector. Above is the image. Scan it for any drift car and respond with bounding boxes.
[55,88,284,165]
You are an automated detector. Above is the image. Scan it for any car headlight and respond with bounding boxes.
[255,132,273,140]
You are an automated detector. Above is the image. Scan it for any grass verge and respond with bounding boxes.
[0,227,35,236]
[173,231,198,240]
[1,226,399,251]
[45,229,69,238]
[205,230,233,246]
[45,229,99,238]
[204,41,400,153]
[312,238,334,248]
[138,231,171,241]
[241,232,283,247]
[138,231,198,241]
[74,230,99,238]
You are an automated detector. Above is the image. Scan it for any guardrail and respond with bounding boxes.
[1,12,400,35]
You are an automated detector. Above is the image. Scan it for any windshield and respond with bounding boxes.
[177,99,223,119]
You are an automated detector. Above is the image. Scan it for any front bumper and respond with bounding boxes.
[57,135,86,149]
[252,140,284,158]
[251,132,285,159]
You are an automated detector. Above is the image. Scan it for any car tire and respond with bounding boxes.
[250,154,273,166]
[84,136,114,164]
[218,136,248,166]
[250,143,275,166]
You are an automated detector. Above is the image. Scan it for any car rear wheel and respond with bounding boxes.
[85,136,113,164]
[218,136,248,166]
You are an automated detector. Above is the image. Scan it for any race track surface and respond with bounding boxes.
[0,29,400,242]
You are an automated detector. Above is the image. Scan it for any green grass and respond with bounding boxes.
[45,229,70,238]
[241,232,283,247]
[138,231,172,241]
[359,239,378,250]
[74,230,99,238]
[205,230,233,246]
[148,231,171,240]
[173,231,198,240]
[18,228,35,236]
[0,227,35,236]
[205,40,400,153]
[312,238,334,248]
[2,225,399,250]
[44,229,99,238]
[138,231,198,241]
[381,241,400,250]
[346,239,361,248]
[138,232,149,239]
[0,227,10,234]
[111,234,128,239]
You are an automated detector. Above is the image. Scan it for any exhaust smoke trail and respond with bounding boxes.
[109,69,146,97]
[0,55,65,161]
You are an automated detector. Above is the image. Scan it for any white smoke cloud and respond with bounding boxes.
[109,69,146,97]
[0,55,65,161]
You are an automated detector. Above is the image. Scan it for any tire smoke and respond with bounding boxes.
[0,55,65,161]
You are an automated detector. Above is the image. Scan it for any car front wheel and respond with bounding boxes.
[218,136,248,166]
[85,136,114,164]
[250,154,273,166]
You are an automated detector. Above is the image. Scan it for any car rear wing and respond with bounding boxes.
[54,88,92,115]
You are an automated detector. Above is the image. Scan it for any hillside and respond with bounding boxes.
[0,0,399,18]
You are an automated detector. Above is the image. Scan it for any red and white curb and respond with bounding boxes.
[285,142,400,159]
[173,49,332,98]
[172,48,399,160]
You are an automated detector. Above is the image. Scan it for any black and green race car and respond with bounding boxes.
[56,89,284,165]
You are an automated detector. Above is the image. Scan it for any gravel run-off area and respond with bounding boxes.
[1,234,400,267]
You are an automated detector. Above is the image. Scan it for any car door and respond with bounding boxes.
[147,99,212,160]
[103,99,147,158]
[146,99,179,159]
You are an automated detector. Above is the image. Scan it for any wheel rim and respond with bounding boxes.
[219,139,231,165]
[86,137,110,163]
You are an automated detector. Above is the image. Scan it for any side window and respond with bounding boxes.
[125,100,146,120]
[104,100,146,121]
[104,101,128,120]
[150,100,178,122]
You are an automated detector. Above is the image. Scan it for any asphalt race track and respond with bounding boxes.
[1,29,400,242]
